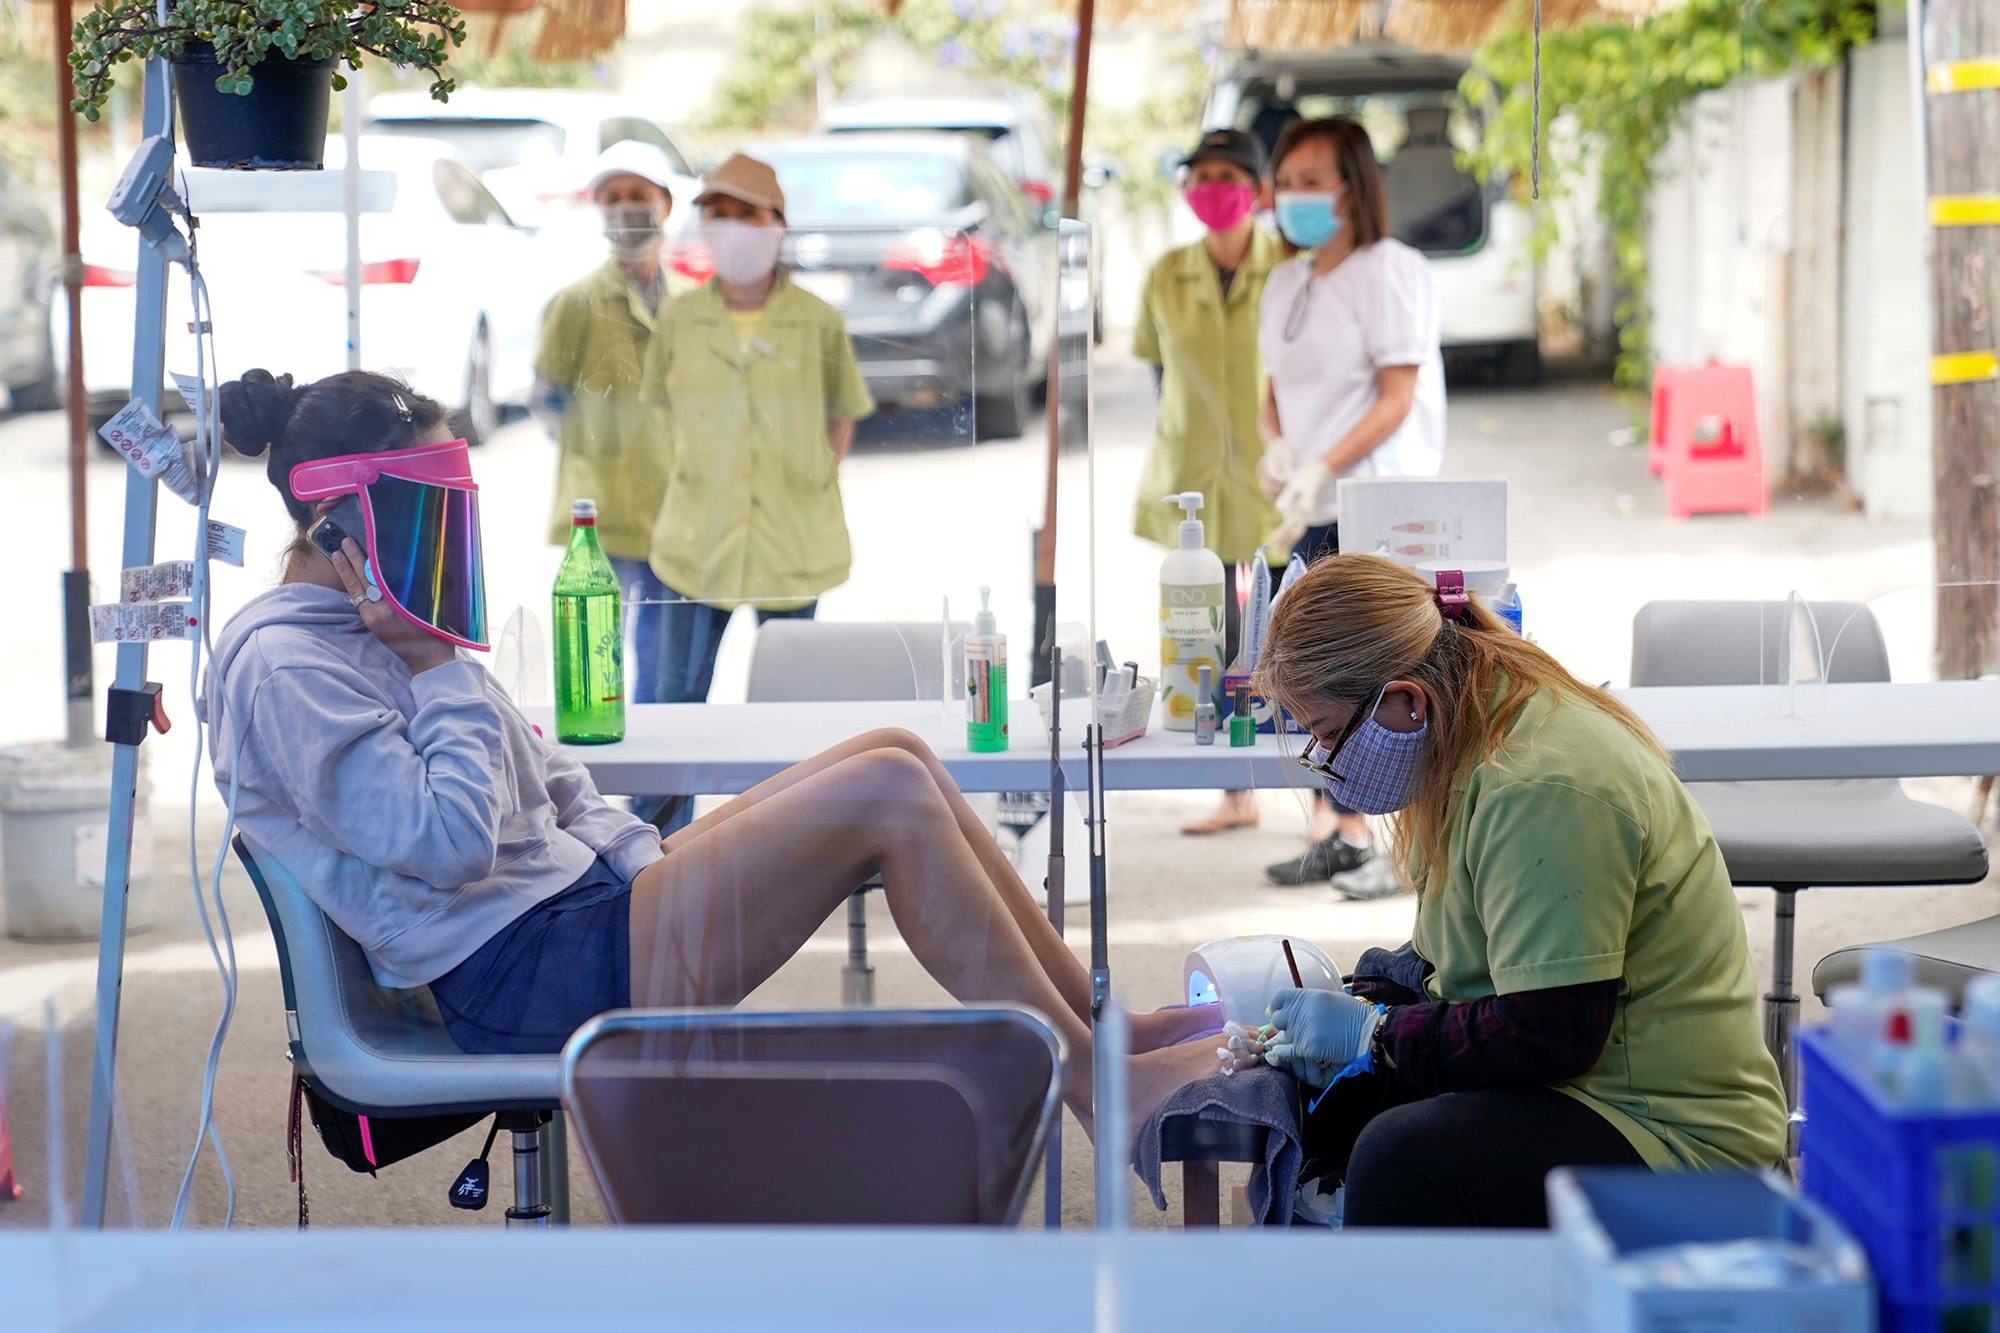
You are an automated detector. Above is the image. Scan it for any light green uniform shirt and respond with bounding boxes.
[645,275,874,611]
[1131,226,1286,565]
[534,259,692,560]
[1412,689,1788,1171]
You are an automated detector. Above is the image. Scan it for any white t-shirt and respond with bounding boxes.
[1258,239,1447,524]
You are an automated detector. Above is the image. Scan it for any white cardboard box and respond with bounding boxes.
[1335,477,1509,568]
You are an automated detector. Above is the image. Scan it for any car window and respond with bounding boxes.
[433,159,513,226]
[600,117,694,177]
[365,118,565,172]
[761,151,971,226]
[1237,85,1487,255]
[181,168,398,213]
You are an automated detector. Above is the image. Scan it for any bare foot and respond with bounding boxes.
[1128,1001,1224,1054]
[1127,1043,1227,1137]
[1181,790,1261,835]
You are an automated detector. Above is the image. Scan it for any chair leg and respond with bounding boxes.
[543,1112,570,1226]
[843,887,875,1007]
[1764,886,1801,1115]
[503,1112,553,1228]
[1182,1161,1220,1228]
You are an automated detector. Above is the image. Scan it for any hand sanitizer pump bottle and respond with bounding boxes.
[1159,492,1225,733]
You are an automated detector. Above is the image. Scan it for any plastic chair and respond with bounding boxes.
[1629,602,1989,1110]
[233,835,569,1226]
[744,619,970,1006]
[559,1006,1062,1225]
[1813,915,2000,1011]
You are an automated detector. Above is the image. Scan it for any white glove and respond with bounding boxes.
[1266,467,1322,554]
[1257,437,1293,502]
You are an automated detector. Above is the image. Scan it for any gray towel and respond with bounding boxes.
[1132,1066,1305,1226]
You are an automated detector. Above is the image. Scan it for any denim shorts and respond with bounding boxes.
[429,858,632,1055]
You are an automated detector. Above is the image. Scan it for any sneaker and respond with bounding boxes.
[1329,854,1406,902]
[1266,835,1371,887]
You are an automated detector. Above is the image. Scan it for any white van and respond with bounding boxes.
[1191,44,1541,382]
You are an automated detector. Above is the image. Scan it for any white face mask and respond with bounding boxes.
[702,219,784,284]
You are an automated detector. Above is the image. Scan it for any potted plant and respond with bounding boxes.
[70,0,466,170]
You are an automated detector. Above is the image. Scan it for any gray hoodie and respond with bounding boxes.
[204,584,663,989]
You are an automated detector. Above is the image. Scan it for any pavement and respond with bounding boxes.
[0,344,1990,1232]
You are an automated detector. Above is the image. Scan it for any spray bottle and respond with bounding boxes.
[966,586,1008,752]
[1159,492,1225,733]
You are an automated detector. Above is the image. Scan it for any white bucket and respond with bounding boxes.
[0,741,155,942]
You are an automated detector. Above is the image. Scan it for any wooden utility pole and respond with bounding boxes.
[57,0,94,746]
[1924,0,2000,679]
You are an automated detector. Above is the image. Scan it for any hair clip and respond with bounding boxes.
[391,394,412,423]
[1433,569,1470,621]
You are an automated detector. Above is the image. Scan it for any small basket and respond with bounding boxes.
[1030,676,1156,749]
[1799,1026,2000,1331]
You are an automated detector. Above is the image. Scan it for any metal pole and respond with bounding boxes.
[56,0,93,748]
[343,79,362,369]
[80,56,173,1230]
[1032,0,1096,681]
[1042,647,1064,1229]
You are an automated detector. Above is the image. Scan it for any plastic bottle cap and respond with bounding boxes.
[1197,664,1212,688]
[974,586,996,636]
[1966,974,2000,1033]
[1861,948,1916,994]
[572,498,598,521]
[1165,492,1205,549]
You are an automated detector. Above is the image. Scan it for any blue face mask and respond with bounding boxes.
[1274,191,1342,249]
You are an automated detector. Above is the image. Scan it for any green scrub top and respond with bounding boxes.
[1131,226,1287,565]
[1412,687,1788,1171]
[645,274,874,612]
[535,259,691,560]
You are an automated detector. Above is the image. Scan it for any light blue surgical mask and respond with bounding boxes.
[1274,191,1342,249]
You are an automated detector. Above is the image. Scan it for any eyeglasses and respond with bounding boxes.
[1296,684,1385,785]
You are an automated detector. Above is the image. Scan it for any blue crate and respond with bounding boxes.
[1799,1027,2000,1330]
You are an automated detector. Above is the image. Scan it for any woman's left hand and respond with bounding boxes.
[1264,987,1383,1087]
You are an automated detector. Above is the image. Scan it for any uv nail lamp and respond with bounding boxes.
[1185,936,1341,1025]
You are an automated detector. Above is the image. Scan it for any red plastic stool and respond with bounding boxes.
[1660,362,1767,519]
[1647,365,1683,477]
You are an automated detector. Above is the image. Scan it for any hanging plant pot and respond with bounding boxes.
[172,41,337,171]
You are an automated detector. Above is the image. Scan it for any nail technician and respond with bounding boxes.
[640,151,874,833]
[1243,554,1787,1228]
[1255,116,1447,897]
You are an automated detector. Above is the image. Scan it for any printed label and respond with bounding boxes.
[121,560,195,603]
[89,601,199,643]
[170,372,211,420]
[99,398,201,505]
[1159,583,1225,729]
[206,520,247,567]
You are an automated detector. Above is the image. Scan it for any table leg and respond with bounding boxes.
[1182,1161,1220,1228]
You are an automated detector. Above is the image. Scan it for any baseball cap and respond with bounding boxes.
[693,153,786,215]
[1181,128,1266,180]
[586,140,679,199]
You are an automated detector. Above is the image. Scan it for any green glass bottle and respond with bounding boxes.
[553,498,625,744]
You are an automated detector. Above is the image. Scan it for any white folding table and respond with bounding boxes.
[542,681,2000,794]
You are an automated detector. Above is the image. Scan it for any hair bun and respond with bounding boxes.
[218,368,298,458]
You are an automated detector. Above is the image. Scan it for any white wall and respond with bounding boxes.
[1646,75,1797,457]
[1841,35,1933,522]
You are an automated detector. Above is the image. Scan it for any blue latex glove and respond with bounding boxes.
[1265,987,1385,1089]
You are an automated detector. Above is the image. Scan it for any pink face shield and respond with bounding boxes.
[290,439,489,651]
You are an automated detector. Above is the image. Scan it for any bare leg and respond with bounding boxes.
[1182,790,1260,836]
[628,745,1102,1125]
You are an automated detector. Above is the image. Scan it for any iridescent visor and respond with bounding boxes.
[290,439,490,651]
[363,473,488,649]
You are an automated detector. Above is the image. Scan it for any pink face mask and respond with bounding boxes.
[1186,180,1257,233]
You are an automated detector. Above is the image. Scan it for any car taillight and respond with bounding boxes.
[83,264,134,287]
[886,233,991,288]
[312,259,422,285]
[669,241,714,283]
[1017,179,1055,207]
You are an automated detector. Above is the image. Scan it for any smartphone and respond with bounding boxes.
[308,496,381,601]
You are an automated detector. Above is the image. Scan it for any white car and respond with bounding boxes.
[57,135,556,442]
[1192,44,1543,382]
[365,87,700,232]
